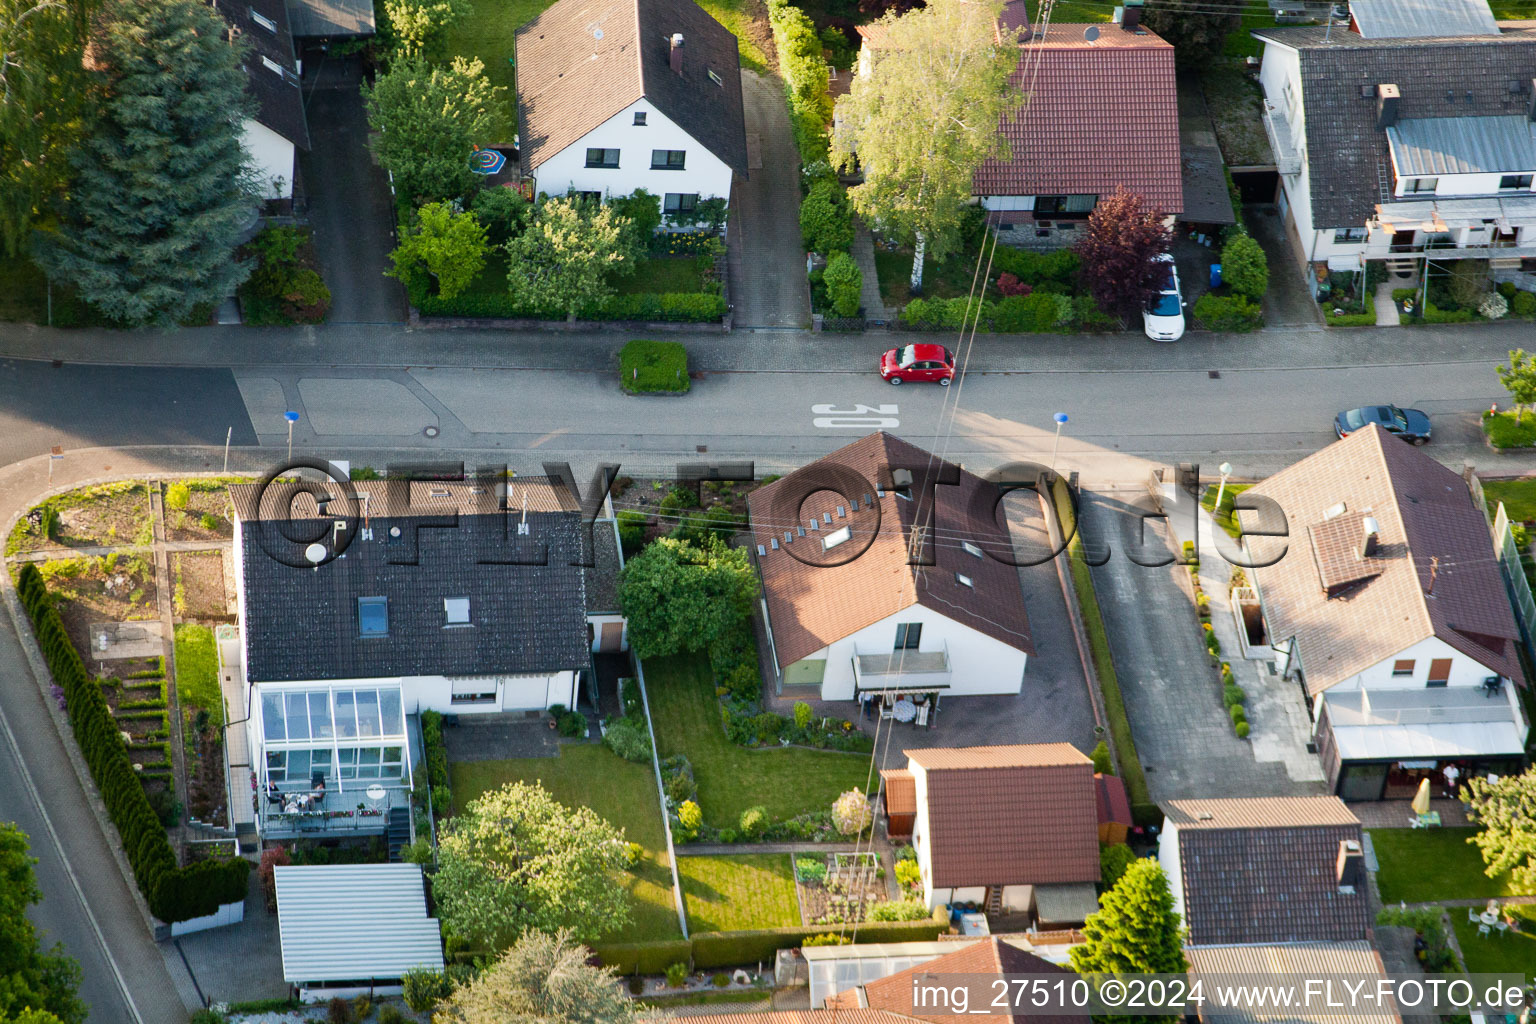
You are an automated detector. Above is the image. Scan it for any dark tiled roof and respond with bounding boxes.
[972,24,1182,213]
[1244,425,1524,695]
[909,745,1099,889]
[215,0,311,149]
[515,0,747,175]
[1307,510,1385,595]
[234,481,591,682]
[1251,26,1536,227]
[747,433,1034,669]
[839,938,1089,1024]
[285,0,376,37]
[1164,797,1369,946]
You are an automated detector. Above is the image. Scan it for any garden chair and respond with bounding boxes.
[1493,920,1511,936]
[1469,908,1481,924]
[1478,923,1491,937]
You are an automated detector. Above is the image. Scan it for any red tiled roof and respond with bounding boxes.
[1094,773,1130,828]
[972,25,1182,212]
[909,745,1099,889]
[881,769,916,815]
[747,433,1034,669]
[839,938,1090,1024]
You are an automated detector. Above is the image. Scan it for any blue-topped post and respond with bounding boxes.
[284,410,300,462]
[1050,412,1069,473]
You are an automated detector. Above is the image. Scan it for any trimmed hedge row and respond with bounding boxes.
[591,917,946,973]
[412,283,726,323]
[765,0,833,169]
[900,292,1113,333]
[16,564,249,922]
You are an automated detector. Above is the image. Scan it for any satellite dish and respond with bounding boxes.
[304,542,327,564]
[594,26,603,39]
[1084,25,1100,42]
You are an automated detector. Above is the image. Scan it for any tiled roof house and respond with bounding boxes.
[1242,424,1529,799]
[747,432,1034,705]
[213,0,309,202]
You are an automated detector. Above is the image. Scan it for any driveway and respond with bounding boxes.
[296,57,407,325]
[1248,205,1323,329]
[726,70,812,329]
[1080,486,1321,801]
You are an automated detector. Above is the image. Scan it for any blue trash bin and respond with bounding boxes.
[1210,264,1223,289]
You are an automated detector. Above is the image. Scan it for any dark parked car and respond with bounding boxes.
[1334,405,1431,444]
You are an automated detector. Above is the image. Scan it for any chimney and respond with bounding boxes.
[1121,0,1142,29]
[669,33,684,75]
[1527,79,1536,122]
[1336,839,1364,892]
[1361,516,1379,558]
[1376,83,1400,129]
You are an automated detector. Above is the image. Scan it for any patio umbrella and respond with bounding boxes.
[1411,777,1432,816]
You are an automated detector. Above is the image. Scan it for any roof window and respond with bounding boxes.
[955,573,974,588]
[444,597,470,626]
[962,541,984,558]
[708,69,723,86]
[260,55,285,75]
[358,597,389,637]
[250,7,277,30]
[823,526,852,551]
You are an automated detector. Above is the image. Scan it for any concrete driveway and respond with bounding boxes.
[726,71,812,329]
[296,57,406,325]
[1080,486,1322,801]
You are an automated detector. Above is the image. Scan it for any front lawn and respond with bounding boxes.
[872,245,989,309]
[677,853,800,932]
[614,257,706,295]
[645,653,869,827]
[1368,828,1532,904]
[1482,478,1536,522]
[451,744,683,943]
[1484,411,1536,451]
[173,624,222,726]
[1199,483,1253,540]
[1450,915,1536,980]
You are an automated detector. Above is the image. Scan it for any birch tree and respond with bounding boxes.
[831,0,1019,293]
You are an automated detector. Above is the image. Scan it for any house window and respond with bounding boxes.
[358,596,388,637]
[1403,177,1438,194]
[450,678,497,705]
[1499,174,1534,191]
[445,597,470,626]
[576,191,602,204]
[1427,658,1452,687]
[1392,659,1415,677]
[895,623,922,650]
[1333,227,1367,243]
[250,8,277,30]
[1034,194,1097,217]
[651,149,686,170]
[664,192,699,214]
[634,111,647,125]
[585,148,620,168]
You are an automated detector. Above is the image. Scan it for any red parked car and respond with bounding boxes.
[880,344,955,386]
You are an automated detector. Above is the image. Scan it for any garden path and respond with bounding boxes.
[148,486,191,847]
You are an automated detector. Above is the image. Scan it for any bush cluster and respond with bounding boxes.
[989,246,1080,288]
[412,283,726,322]
[419,709,452,822]
[765,0,833,168]
[1193,293,1263,332]
[603,715,652,762]
[620,339,690,393]
[402,967,454,1013]
[16,564,249,922]
[800,180,853,255]
[900,292,1092,333]
[866,899,932,921]
[660,754,698,806]
[240,226,331,325]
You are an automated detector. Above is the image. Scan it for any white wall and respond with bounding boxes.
[1157,822,1185,928]
[1001,884,1032,914]
[1393,170,1536,199]
[400,672,578,713]
[532,99,734,213]
[913,762,938,908]
[240,118,296,200]
[793,603,1028,702]
[1325,635,1504,692]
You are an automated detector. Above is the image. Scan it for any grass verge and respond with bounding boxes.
[645,653,869,827]
[451,744,683,943]
[678,853,800,931]
[1367,828,1532,904]
[620,340,690,393]
[1199,483,1252,541]
[1450,915,1536,979]
[172,624,222,726]
[1484,411,1536,450]
[1481,478,1536,523]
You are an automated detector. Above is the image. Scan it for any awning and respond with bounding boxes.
[1033,883,1098,926]
[1332,722,1526,761]
[855,684,950,696]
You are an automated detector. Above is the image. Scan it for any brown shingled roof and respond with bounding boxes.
[1244,424,1523,695]
[696,1013,910,1024]
[910,745,1098,889]
[1164,797,1370,947]
[841,937,1089,1024]
[747,433,1034,670]
[881,769,916,815]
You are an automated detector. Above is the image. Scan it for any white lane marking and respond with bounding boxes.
[812,403,899,429]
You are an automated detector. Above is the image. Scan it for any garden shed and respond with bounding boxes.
[274,863,444,1002]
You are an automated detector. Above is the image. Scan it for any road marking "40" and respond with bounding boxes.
[812,403,899,429]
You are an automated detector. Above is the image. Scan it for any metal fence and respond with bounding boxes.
[1492,501,1536,662]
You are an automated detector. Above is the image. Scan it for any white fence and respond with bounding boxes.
[1491,502,1536,661]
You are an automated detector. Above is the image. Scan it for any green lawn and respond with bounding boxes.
[1199,483,1253,540]
[644,653,870,827]
[1368,828,1533,904]
[1483,411,1536,451]
[172,624,222,726]
[677,853,801,931]
[873,245,996,309]
[1450,915,1536,981]
[1482,477,1536,522]
[451,744,683,943]
[614,257,705,295]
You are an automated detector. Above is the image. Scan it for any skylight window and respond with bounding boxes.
[823,526,852,551]
[962,541,984,558]
[955,573,974,588]
[358,597,389,637]
[444,597,470,626]
[250,8,277,30]
[260,55,285,75]
[708,69,723,86]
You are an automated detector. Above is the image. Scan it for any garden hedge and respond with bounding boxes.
[589,939,695,975]
[592,918,946,973]
[16,564,249,922]
[765,0,833,169]
[412,283,726,323]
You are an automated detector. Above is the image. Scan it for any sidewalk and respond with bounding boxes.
[851,220,895,325]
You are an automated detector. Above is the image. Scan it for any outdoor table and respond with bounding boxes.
[366,784,387,809]
[1480,910,1501,927]
[892,699,917,723]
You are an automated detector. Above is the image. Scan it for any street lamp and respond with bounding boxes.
[1215,461,1233,518]
[284,410,300,462]
[1050,412,1069,473]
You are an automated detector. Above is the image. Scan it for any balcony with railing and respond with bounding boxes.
[257,780,409,839]
[852,641,952,693]
[1261,100,1302,176]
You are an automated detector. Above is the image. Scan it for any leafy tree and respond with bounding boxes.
[1449,260,1491,309]
[1073,186,1172,323]
[832,0,1019,292]
[1463,766,1536,891]
[434,782,630,948]
[1141,0,1241,69]
[800,179,853,254]
[0,824,85,1024]
[505,196,634,322]
[0,0,88,257]
[382,0,468,59]
[1099,843,1135,891]
[387,201,488,299]
[1071,859,1186,1023]
[34,0,258,326]
[1090,741,1113,775]
[1496,349,1536,424]
[609,189,661,250]
[823,252,863,317]
[1220,232,1268,301]
[434,929,656,1024]
[616,536,759,659]
[363,56,507,206]
[471,185,529,247]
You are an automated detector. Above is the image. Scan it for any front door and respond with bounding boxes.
[1391,230,1415,253]
[598,621,624,652]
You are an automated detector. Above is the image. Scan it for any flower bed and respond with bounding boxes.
[794,853,886,925]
